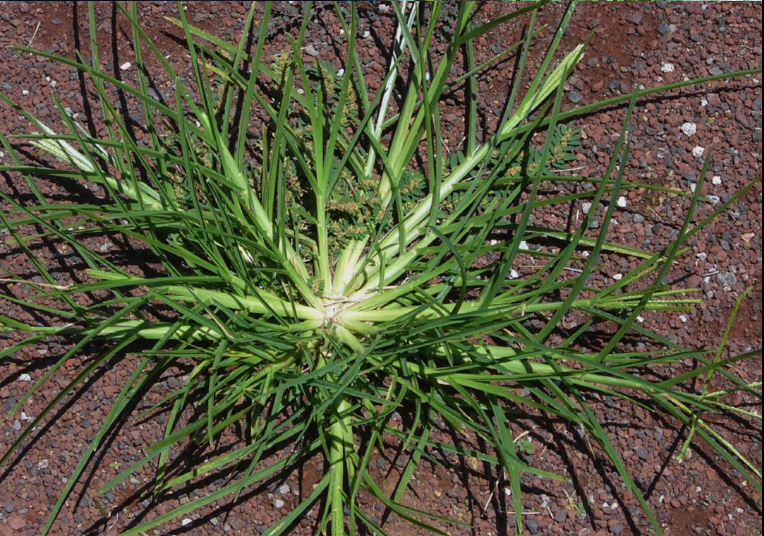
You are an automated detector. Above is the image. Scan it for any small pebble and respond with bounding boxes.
[119,62,131,71]
[509,269,519,280]
[681,122,697,136]
[716,271,737,287]
[304,44,319,57]
[616,196,627,208]
[660,62,675,73]
[8,514,26,531]
[568,90,582,103]
[613,274,623,281]
[18,373,31,382]
[181,518,193,527]
[274,499,285,509]
[692,146,705,158]
[278,484,290,495]
[712,175,722,185]
[582,202,592,215]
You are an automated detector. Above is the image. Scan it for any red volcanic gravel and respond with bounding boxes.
[0,2,761,535]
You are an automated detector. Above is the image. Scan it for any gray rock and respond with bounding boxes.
[716,271,737,287]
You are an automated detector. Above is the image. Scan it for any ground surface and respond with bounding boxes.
[0,2,761,535]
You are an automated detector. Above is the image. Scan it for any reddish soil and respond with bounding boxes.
[1,2,761,536]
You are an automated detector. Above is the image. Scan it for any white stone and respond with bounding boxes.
[616,196,627,208]
[181,518,192,527]
[712,175,722,185]
[519,241,529,250]
[660,62,675,73]
[274,499,285,509]
[278,484,290,495]
[680,315,688,323]
[120,61,132,71]
[582,202,592,215]
[680,122,697,136]
[692,146,705,158]
[18,373,31,382]
[509,269,520,280]
[613,274,623,281]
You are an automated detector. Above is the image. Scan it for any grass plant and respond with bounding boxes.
[0,2,761,534]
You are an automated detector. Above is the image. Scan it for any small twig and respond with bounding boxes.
[28,21,41,48]
[0,278,68,290]
[549,165,588,173]
[538,423,565,461]
[481,467,505,515]
[107,512,120,532]
[481,431,533,514]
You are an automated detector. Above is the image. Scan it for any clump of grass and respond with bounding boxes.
[0,2,761,535]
